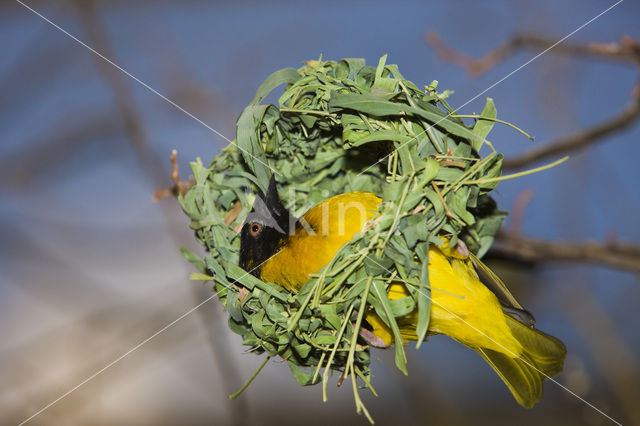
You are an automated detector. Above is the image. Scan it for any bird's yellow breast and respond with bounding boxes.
[259,192,381,290]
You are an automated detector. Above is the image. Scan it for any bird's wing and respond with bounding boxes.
[470,252,526,312]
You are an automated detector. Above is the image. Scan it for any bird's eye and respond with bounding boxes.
[250,222,262,236]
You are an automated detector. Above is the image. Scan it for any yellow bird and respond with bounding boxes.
[239,178,566,408]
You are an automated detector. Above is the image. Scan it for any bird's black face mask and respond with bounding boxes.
[239,176,294,278]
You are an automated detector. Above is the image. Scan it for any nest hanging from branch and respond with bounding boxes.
[178,55,559,421]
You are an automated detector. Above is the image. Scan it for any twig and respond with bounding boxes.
[229,355,271,400]
[426,32,640,77]
[426,31,640,170]
[153,150,195,201]
[489,230,640,274]
[503,98,640,170]
[71,0,165,184]
[431,181,454,218]
[224,201,243,227]
[71,2,249,425]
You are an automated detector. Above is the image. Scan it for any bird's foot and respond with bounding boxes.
[358,327,390,348]
[457,239,470,257]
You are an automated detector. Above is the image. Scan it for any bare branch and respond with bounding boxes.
[425,31,640,170]
[153,150,195,201]
[71,2,249,424]
[72,0,166,186]
[503,97,640,170]
[490,231,640,274]
[426,32,640,77]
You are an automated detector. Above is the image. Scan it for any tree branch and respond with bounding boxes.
[72,0,166,186]
[71,2,248,425]
[153,150,195,201]
[425,32,640,77]
[489,230,640,274]
[502,96,640,170]
[426,31,640,170]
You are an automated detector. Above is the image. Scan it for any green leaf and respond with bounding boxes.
[329,92,407,116]
[228,318,250,336]
[205,254,229,284]
[346,130,412,148]
[329,92,484,146]
[415,252,432,349]
[424,188,445,220]
[478,154,504,192]
[389,296,415,317]
[189,272,214,281]
[236,105,276,192]
[401,214,428,249]
[180,247,206,273]
[370,279,407,374]
[436,166,464,182]
[401,190,423,212]
[189,158,210,185]
[227,289,244,323]
[288,361,321,386]
[382,181,404,201]
[471,97,497,151]
[343,275,369,301]
[364,253,393,276]
[373,54,399,92]
[224,262,289,302]
[374,54,387,82]
[293,342,312,358]
[312,329,338,345]
[250,68,301,105]
[337,58,366,78]
[318,304,341,330]
[447,190,476,226]
[417,157,440,188]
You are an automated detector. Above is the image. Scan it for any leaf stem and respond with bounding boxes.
[322,303,355,402]
[452,114,534,140]
[279,108,337,117]
[229,355,271,400]
[465,156,569,185]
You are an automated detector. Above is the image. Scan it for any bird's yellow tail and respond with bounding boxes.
[364,246,566,407]
[475,315,566,408]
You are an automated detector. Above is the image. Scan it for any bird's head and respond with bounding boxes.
[239,176,294,277]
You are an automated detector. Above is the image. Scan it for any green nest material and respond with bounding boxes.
[178,55,561,421]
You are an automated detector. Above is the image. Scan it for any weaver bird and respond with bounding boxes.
[239,177,566,408]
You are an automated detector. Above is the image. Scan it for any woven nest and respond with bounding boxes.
[178,55,522,418]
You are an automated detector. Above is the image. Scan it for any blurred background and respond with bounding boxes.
[1,0,639,425]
